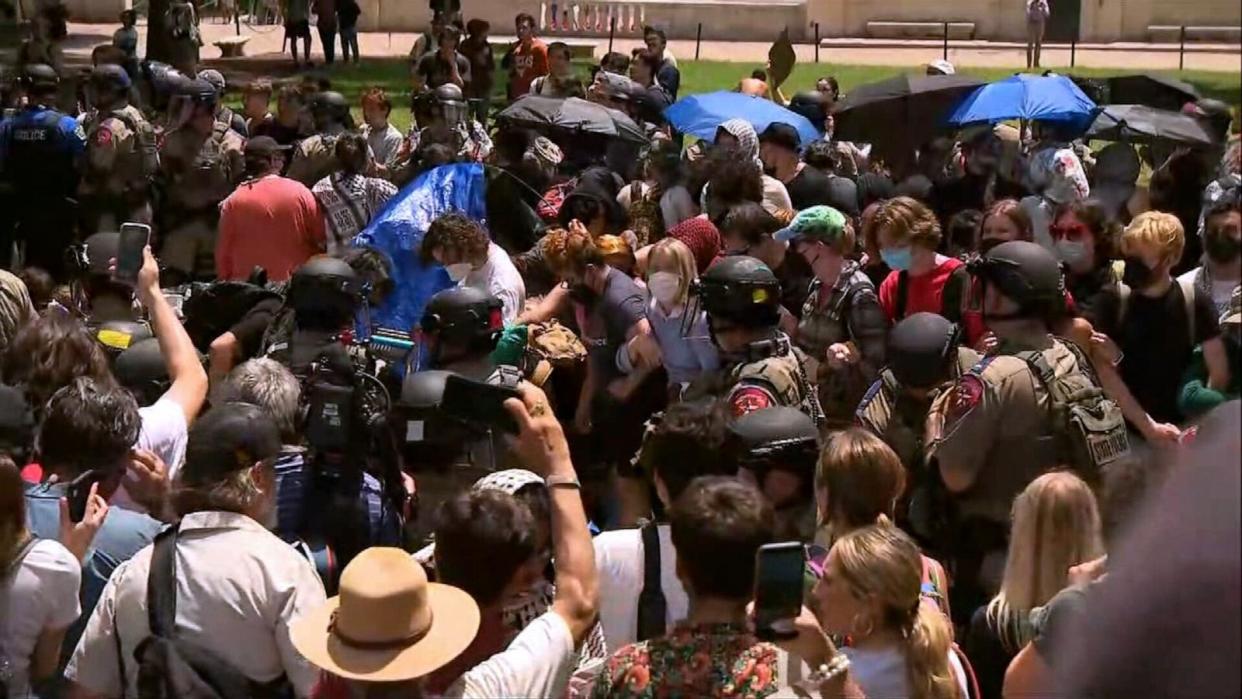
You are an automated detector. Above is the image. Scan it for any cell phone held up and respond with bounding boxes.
[440,373,521,434]
[112,222,151,287]
[754,541,806,641]
[66,469,108,523]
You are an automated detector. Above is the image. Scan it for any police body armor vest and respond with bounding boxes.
[7,109,77,196]
[1014,340,1129,481]
[728,334,826,427]
[89,105,159,189]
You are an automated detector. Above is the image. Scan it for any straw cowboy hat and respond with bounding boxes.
[291,548,480,682]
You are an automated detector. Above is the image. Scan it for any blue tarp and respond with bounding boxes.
[354,163,488,332]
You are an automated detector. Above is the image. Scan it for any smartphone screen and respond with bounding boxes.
[113,222,151,286]
[754,542,806,640]
[441,374,520,434]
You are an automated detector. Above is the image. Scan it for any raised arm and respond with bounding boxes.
[136,247,208,424]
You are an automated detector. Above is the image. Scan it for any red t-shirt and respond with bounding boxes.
[216,175,326,282]
[509,39,549,99]
[878,256,965,322]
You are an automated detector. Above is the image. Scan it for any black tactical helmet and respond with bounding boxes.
[399,368,452,409]
[114,337,172,405]
[311,91,351,120]
[82,231,120,277]
[90,64,132,92]
[21,63,59,91]
[288,256,362,327]
[788,90,828,125]
[695,255,782,328]
[433,83,466,105]
[179,77,219,107]
[886,312,961,389]
[968,240,1065,314]
[420,287,504,346]
[94,320,154,357]
[728,406,820,477]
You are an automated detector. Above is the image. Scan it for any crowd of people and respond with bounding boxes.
[0,3,1240,699]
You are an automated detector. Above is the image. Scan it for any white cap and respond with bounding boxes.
[927,59,956,76]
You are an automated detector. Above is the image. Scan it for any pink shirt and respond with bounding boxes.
[216,175,326,282]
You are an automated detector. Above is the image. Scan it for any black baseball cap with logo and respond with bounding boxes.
[758,122,801,152]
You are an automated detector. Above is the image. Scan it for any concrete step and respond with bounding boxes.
[866,21,977,40]
[1148,25,1242,43]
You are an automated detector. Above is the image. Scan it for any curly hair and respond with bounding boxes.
[1055,198,1122,270]
[542,226,604,277]
[872,195,942,250]
[2,313,113,415]
[703,147,764,224]
[420,212,490,266]
[434,489,538,607]
[334,132,371,176]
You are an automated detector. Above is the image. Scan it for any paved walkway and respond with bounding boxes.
[59,19,1242,72]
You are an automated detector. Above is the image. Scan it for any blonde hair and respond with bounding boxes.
[1122,211,1185,265]
[834,526,958,699]
[646,237,697,307]
[986,471,1103,652]
[873,196,942,250]
[815,428,906,534]
[596,234,636,273]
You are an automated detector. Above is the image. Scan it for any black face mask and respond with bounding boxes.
[1205,233,1242,265]
[1122,256,1158,289]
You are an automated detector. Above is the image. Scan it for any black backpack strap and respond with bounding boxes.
[635,522,666,642]
[941,266,970,324]
[146,523,181,639]
[895,270,909,319]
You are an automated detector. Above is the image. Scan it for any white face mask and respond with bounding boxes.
[1055,239,1089,268]
[648,271,682,307]
[445,262,472,282]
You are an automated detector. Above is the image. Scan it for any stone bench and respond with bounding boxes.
[214,36,250,58]
[1148,24,1242,42]
[866,21,976,40]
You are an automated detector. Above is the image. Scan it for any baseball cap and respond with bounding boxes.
[758,122,801,152]
[244,135,290,157]
[774,205,848,244]
[181,403,283,486]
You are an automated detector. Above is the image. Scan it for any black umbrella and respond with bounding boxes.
[832,73,985,144]
[1106,74,1200,111]
[497,95,648,144]
[1087,104,1219,147]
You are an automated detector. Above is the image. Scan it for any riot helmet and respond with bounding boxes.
[418,287,504,367]
[94,319,153,358]
[88,64,132,109]
[694,255,782,329]
[310,90,351,131]
[114,337,172,406]
[287,256,363,330]
[432,83,467,126]
[166,76,218,131]
[968,240,1065,320]
[140,60,185,113]
[886,312,962,389]
[20,63,59,96]
[395,369,478,450]
[728,406,820,490]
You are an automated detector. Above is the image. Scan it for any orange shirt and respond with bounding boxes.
[508,38,548,99]
[217,174,326,282]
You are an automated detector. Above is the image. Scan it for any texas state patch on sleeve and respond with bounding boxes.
[730,386,774,417]
[946,374,984,425]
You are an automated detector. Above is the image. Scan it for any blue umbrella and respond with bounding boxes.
[948,74,1098,128]
[665,91,821,147]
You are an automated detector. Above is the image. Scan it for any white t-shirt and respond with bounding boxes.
[362,122,405,167]
[1177,267,1238,316]
[111,397,189,513]
[449,610,579,699]
[842,644,970,699]
[464,241,527,326]
[592,524,689,652]
[761,175,794,216]
[1,539,82,696]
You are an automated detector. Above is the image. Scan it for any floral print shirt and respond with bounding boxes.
[591,622,780,699]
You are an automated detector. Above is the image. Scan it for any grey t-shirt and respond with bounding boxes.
[575,267,646,378]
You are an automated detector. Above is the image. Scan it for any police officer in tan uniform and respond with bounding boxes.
[286,91,353,186]
[924,240,1126,612]
[856,312,978,549]
[80,64,158,235]
[157,76,244,282]
[693,255,824,426]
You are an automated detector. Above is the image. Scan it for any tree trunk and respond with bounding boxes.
[145,0,174,64]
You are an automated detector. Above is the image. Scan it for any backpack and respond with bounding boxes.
[1115,276,1197,343]
[627,182,665,247]
[108,107,160,181]
[1015,341,1130,480]
[635,522,667,642]
[129,525,289,699]
[894,265,970,324]
[0,537,39,699]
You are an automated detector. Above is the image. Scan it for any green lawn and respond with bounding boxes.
[233,57,1242,134]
